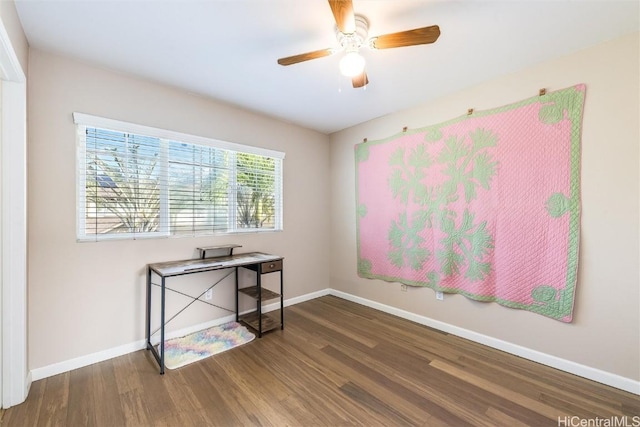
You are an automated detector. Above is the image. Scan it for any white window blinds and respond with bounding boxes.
[74,113,284,241]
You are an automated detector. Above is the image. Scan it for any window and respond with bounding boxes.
[74,113,284,241]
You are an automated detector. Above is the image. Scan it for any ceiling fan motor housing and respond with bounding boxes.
[276,0,441,89]
[336,14,369,52]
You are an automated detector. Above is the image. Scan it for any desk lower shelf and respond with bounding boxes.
[239,311,281,334]
[238,286,280,301]
[236,260,284,338]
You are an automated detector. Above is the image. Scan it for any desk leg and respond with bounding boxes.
[146,268,151,350]
[235,267,239,322]
[280,270,284,330]
[257,268,262,338]
[160,276,166,375]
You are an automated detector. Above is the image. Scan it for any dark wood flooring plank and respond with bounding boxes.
[358,340,554,426]
[429,358,561,420]
[112,352,143,395]
[454,353,625,416]
[278,394,338,427]
[288,304,379,349]
[321,343,477,426]
[1,375,45,426]
[196,355,277,426]
[314,327,538,426]
[209,346,309,426]
[130,349,178,424]
[339,381,418,426]
[37,372,69,427]
[258,330,388,425]
[175,361,240,425]
[119,388,152,426]
[3,296,638,427]
[484,406,531,427]
[92,360,127,427]
[66,365,97,427]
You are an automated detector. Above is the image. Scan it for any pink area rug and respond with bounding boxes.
[160,321,255,369]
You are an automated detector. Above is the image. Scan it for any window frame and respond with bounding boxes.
[74,112,284,242]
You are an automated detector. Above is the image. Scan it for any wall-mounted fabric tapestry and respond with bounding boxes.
[355,84,585,322]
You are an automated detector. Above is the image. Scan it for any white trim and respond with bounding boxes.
[32,340,144,382]
[274,159,284,230]
[75,125,87,238]
[30,289,331,381]
[0,21,23,83]
[328,289,640,395]
[77,230,170,243]
[32,313,237,381]
[282,288,331,307]
[72,112,285,160]
[75,119,284,241]
[0,16,29,409]
[1,78,28,409]
[28,288,639,396]
[0,78,3,409]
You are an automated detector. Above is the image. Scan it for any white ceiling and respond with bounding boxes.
[14,0,640,134]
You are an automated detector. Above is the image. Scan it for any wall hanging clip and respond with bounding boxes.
[363,137,368,143]
[402,126,408,132]
[539,88,547,96]
[467,108,474,116]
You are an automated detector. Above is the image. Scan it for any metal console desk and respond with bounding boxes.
[146,249,284,374]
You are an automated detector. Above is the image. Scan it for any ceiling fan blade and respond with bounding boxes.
[328,0,355,34]
[277,48,334,66]
[371,25,440,49]
[352,71,369,88]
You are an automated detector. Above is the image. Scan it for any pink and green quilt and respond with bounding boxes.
[355,84,585,322]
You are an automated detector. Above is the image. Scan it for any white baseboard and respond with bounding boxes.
[328,289,640,395]
[268,288,331,311]
[31,338,146,381]
[24,371,32,401]
[30,290,330,381]
[31,314,239,381]
[30,287,640,395]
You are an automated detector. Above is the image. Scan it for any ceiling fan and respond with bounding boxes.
[277,0,441,88]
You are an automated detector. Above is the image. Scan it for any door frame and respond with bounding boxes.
[0,16,29,409]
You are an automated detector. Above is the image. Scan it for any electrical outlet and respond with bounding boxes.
[436,291,444,301]
[205,289,213,300]
[401,284,408,292]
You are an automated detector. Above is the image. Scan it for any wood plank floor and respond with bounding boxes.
[3,295,639,426]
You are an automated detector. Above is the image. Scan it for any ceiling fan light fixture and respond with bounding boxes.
[276,2,441,89]
[339,51,365,77]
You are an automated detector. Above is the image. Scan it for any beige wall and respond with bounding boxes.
[25,28,640,384]
[0,0,28,73]
[27,49,330,370]
[330,32,640,381]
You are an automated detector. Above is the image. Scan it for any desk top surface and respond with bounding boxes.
[148,252,283,277]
